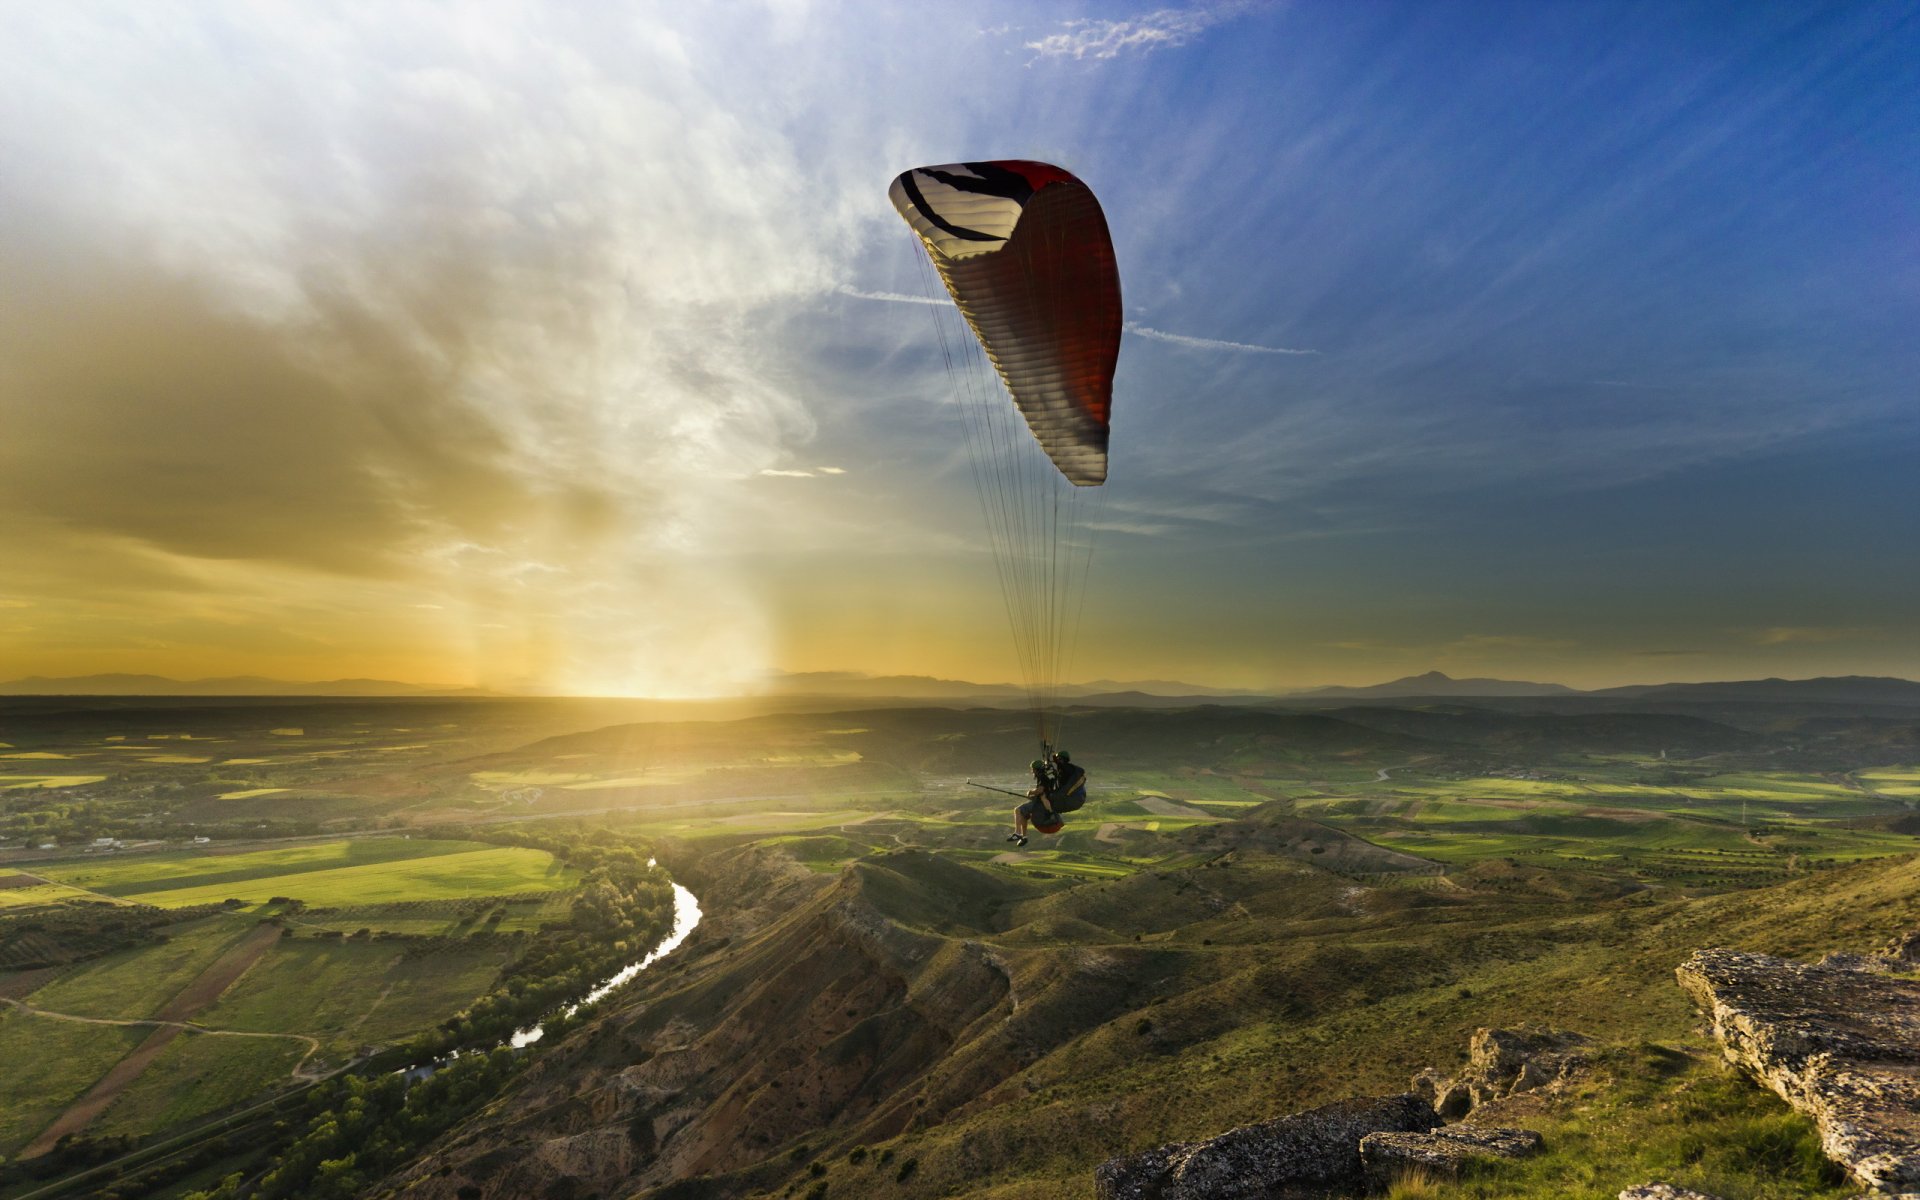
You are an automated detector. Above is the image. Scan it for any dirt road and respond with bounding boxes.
[22,922,286,1157]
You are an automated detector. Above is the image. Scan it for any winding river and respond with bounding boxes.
[509,874,704,1049]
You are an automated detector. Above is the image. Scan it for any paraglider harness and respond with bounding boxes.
[969,749,1088,837]
[1049,757,1088,815]
[1021,748,1082,833]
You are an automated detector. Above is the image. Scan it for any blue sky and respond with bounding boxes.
[1,2,1915,691]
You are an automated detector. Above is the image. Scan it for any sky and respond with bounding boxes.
[1,1,1916,695]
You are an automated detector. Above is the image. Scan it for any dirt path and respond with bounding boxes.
[22,922,288,1157]
[1095,822,1122,843]
[0,996,316,1051]
[347,981,395,1035]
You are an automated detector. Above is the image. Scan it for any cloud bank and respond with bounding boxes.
[0,6,870,694]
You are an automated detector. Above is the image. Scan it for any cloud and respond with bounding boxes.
[1025,3,1258,61]
[1748,626,1878,646]
[1451,635,1578,650]
[759,469,818,478]
[1126,322,1318,355]
[0,6,883,695]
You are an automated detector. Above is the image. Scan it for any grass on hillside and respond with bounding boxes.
[723,838,1919,1200]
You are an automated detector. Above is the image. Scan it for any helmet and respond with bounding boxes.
[1052,750,1070,763]
[1030,759,1047,772]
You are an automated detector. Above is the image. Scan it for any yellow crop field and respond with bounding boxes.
[0,774,108,789]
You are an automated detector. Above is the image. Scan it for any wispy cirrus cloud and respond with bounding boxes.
[1747,626,1880,646]
[1025,3,1260,62]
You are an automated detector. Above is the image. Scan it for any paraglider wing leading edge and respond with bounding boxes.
[889,160,1121,486]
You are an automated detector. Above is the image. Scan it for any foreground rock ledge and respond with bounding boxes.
[1677,947,1920,1192]
[1362,1125,1543,1184]
[1094,1093,1439,1200]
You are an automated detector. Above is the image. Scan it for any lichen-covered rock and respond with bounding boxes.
[1618,1186,1725,1200]
[1360,1125,1543,1183]
[1093,1093,1440,1200]
[1410,1026,1589,1118]
[1882,928,1920,966]
[1678,947,1920,1192]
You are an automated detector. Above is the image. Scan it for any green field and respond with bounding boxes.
[198,938,511,1055]
[92,1032,309,1138]
[0,879,107,909]
[25,916,260,1020]
[0,1008,148,1153]
[35,838,576,909]
[1859,766,1920,797]
[0,774,109,789]
[1273,764,1920,886]
[295,892,575,936]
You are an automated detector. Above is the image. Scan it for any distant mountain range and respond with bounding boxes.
[757,671,1258,700]
[0,674,495,697]
[1294,670,1580,699]
[5,669,1919,708]
[759,669,1920,709]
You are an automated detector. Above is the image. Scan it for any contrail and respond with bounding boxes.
[837,284,946,306]
[1126,322,1317,355]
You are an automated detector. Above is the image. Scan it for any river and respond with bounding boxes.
[508,873,704,1049]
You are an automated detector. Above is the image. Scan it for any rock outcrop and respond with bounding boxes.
[1093,1093,1440,1200]
[1411,1026,1590,1119]
[1678,946,1920,1192]
[1361,1125,1543,1183]
[1618,1186,1725,1200]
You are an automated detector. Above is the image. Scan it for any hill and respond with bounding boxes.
[1295,670,1579,699]
[1594,675,1920,707]
[388,821,1920,1200]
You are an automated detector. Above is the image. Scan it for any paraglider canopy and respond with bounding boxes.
[888,160,1122,486]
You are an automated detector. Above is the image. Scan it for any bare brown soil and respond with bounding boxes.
[0,873,42,889]
[1137,796,1215,819]
[0,965,59,999]
[22,921,283,1156]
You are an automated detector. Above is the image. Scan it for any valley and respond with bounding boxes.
[0,692,1916,1198]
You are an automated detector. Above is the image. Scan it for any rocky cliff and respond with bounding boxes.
[1678,935,1920,1192]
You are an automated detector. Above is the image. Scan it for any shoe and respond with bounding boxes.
[1006,832,1021,843]
[1014,835,1029,848]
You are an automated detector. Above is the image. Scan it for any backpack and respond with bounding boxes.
[1052,765,1088,813]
